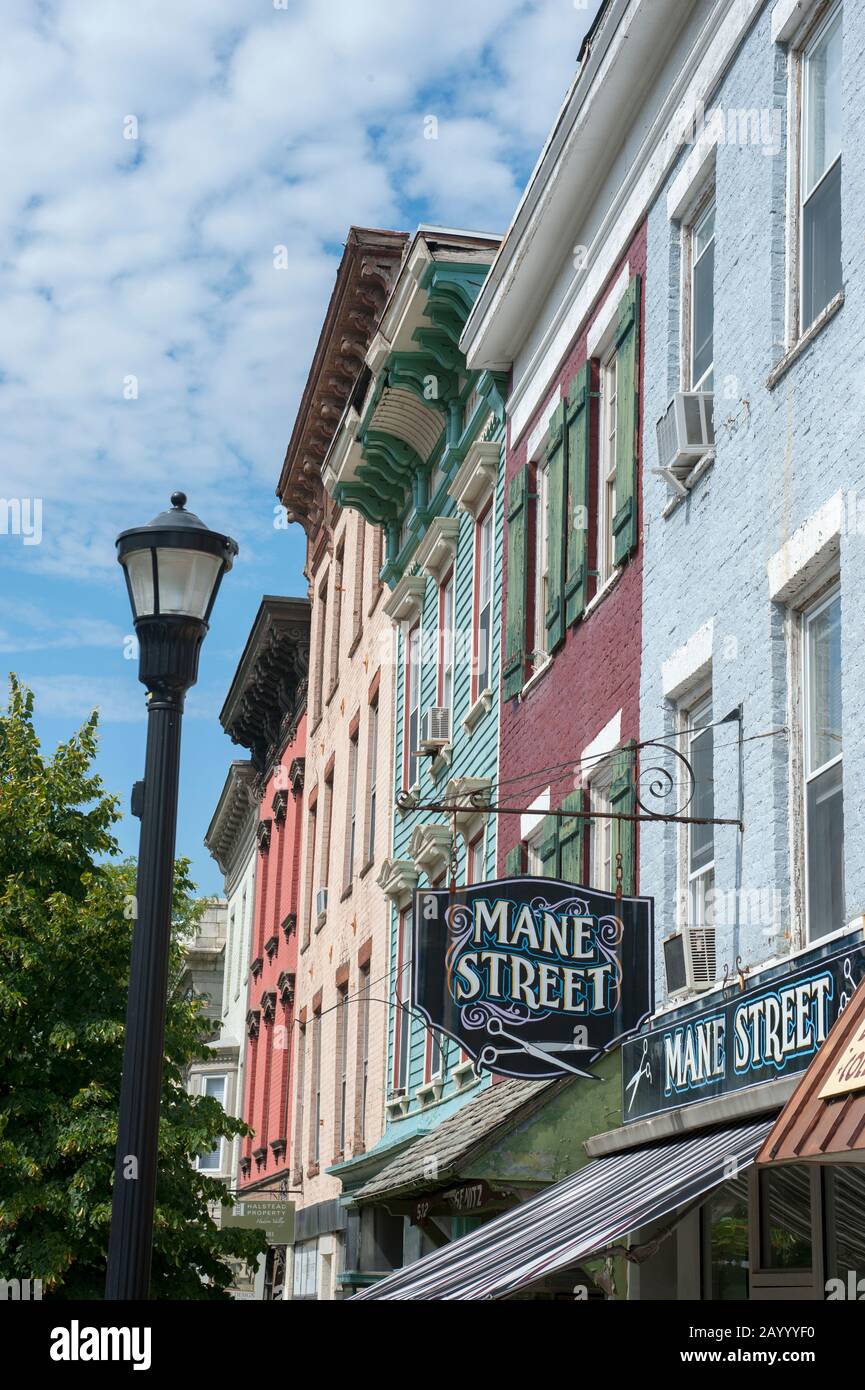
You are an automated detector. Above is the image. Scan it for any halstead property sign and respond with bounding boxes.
[412,877,654,1081]
[622,936,865,1122]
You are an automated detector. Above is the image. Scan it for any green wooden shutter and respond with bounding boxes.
[558,789,585,883]
[612,275,641,567]
[565,364,591,627]
[505,844,523,877]
[610,740,637,895]
[503,465,529,700]
[544,403,566,654]
[538,815,560,878]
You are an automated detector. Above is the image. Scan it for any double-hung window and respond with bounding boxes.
[404,624,421,789]
[474,504,493,698]
[311,1007,322,1166]
[345,730,358,886]
[690,198,715,391]
[800,5,842,332]
[393,907,412,1092]
[597,353,618,590]
[534,458,549,664]
[589,768,614,891]
[803,588,843,939]
[336,984,349,1156]
[686,697,715,936]
[438,569,455,717]
[366,698,378,863]
[197,1074,227,1171]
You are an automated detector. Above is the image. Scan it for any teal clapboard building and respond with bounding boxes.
[323,227,505,1158]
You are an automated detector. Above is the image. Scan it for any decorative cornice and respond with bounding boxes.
[281,912,297,941]
[221,596,311,774]
[246,1008,261,1040]
[448,440,500,519]
[277,227,408,538]
[408,823,452,879]
[414,516,460,582]
[444,776,493,840]
[271,787,288,825]
[257,817,273,853]
[260,990,277,1023]
[376,857,420,903]
[250,956,263,980]
[204,760,258,875]
[288,757,305,797]
[264,934,279,962]
[383,573,427,625]
[277,970,295,1005]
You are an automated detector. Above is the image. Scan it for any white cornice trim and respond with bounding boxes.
[377,857,419,906]
[448,440,500,517]
[383,573,427,626]
[413,516,460,582]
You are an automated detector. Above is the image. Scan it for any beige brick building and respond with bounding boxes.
[277,227,407,1299]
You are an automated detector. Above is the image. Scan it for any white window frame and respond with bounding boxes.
[784,1,844,345]
[801,583,843,942]
[588,760,615,893]
[366,698,379,864]
[525,821,546,875]
[438,569,455,713]
[597,349,618,590]
[404,624,421,790]
[533,456,549,666]
[196,1073,228,1171]
[679,693,715,938]
[687,195,716,392]
[345,730,359,887]
[473,502,494,700]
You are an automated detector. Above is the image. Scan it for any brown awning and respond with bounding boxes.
[758,977,865,1165]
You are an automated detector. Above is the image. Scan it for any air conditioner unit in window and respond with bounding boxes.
[654,391,715,494]
[419,706,451,752]
[315,887,328,921]
[663,925,717,995]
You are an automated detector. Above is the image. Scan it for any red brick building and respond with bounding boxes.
[492,222,647,893]
[218,596,311,1205]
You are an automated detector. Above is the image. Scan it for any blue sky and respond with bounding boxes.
[0,0,599,897]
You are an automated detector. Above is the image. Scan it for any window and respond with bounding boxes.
[526,824,545,875]
[393,908,412,1092]
[438,569,455,714]
[197,1074,227,1171]
[370,526,384,609]
[533,457,549,664]
[314,575,327,723]
[292,1022,306,1176]
[404,624,421,789]
[366,699,379,863]
[345,731,358,887]
[473,504,493,699]
[597,352,618,589]
[702,1175,749,1300]
[304,801,317,947]
[759,1165,813,1270]
[589,769,614,891]
[321,769,334,895]
[686,697,715,936]
[351,522,365,646]
[357,962,371,1146]
[425,872,447,1079]
[336,984,349,1156]
[467,833,485,885]
[690,198,715,391]
[311,1007,322,1166]
[803,588,844,939]
[292,1239,319,1299]
[800,5,842,331]
[329,543,344,697]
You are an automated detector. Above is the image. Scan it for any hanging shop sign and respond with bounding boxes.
[221,1199,295,1245]
[622,936,865,1122]
[412,877,654,1081]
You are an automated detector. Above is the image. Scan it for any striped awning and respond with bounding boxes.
[354,1117,774,1301]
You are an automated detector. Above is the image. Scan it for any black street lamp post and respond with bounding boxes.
[105,492,237,1301]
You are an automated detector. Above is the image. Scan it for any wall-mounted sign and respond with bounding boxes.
[412,878,654,1081]
[819,989,865,1100]
[622,937,865,1123]
[221,1199,295,1245]
[413,1181,499,1224]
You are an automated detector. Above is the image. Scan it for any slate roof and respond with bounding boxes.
[353,1077,556,1203]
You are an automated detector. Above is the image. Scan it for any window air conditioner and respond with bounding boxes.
[419,706,451,752]
[654,391,715,495]
[663,925,717,995]
[315,887,328,921]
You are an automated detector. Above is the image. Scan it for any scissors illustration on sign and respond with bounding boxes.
[478,1017,599,1079]
[625,1037,652,1113]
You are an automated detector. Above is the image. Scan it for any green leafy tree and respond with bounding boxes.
[0,675,265,1298]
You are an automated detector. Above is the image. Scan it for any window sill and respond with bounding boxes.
[661,452,715,519]
[340,883,353,903]
[358,857,375,880]
[583,567,623,618]
[416,1078,445,1107]
[325,680,339,707]
[347,627,362,658]
[429,744,453,781]
[463,688,493,734]
[766,290,844,390]
[386,1095,411,1121]
[519,655,553,702]
[367,583,384,618]
[315,910,327,934]
[306,1162,320,1179]
[452,1059,479,1090]
[398,782,421,813]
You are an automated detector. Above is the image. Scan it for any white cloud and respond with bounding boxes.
[0,0,601,583]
